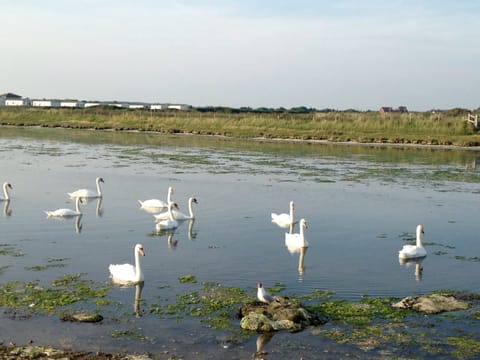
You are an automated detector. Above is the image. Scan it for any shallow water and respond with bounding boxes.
[1,127,480,358]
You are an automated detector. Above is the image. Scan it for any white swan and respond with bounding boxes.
[155,202,179,231]
[68,177,104,198]
[154,197,198,221]
[398,224,427,259]
[109,243,145,285]
[138,186,173,209]
[257,282,278,304]
[271,201,294,228]
[45,197,83,217]
[1,182,12,201]
[285,218,308,253]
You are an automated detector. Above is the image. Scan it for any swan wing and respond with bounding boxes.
[139,199,167,208]
[68,188,97,198]
[153,211,170,221]
[45,208,80,217]
[271,213,292,227]
[399,245,426,259]
[156,219,178,230]
[109,263,137,283]
[172,209,190,220]
[285,233,308,252]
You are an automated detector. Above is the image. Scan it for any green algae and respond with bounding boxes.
[178,274,197,283]
[150,282,251,331]
[111,329,148,341]
[0,273,109,315]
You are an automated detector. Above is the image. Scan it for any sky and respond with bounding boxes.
[1,0,479,111]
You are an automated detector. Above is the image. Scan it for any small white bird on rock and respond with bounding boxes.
[257,282,278,304]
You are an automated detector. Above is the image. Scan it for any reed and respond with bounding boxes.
[1,107,479,146]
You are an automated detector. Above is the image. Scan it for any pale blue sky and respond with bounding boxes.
[1,0,479,110]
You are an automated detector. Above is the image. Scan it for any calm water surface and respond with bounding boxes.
[1,127,480,358]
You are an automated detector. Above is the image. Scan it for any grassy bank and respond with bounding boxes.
[1,107,480,146]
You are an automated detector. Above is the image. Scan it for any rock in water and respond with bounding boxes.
[60,312,104,323]
[238,296,327,332]
[392,294,469,314]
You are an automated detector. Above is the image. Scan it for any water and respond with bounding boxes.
[1,127,480,358]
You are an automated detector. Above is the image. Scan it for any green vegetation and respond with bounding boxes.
[178,274,198,283]
[150,282,252,331]
[0,271,478,358]
[1,106,480,146]
[0,273,109,314]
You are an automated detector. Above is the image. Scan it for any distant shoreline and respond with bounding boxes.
[1,106,480,149]
[3,123,480,152]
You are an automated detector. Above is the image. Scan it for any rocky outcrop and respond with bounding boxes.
[237,296,327,333]
[60,312,104,323]
[392,294,470,314]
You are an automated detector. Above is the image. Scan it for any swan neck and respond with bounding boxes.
[96,178,102,196]
[416,229,423,247]
[134,249,143,281]
[168,203,175,220]
[299,224,306,245]
[188,199,194,217]
[75,197,81,212]
[167,188,173,204]
[3,183,9,200]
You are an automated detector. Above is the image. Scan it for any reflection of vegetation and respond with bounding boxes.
[25,258,69,271]
[453,256,480,262]
[2,126,480,190]
[0,243,24,257]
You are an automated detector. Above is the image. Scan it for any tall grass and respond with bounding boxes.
[0,107,479,146]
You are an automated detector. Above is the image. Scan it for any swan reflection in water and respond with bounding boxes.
[253,333,274,359]
[73,197,103,217]
[134,282,144,317]
[187,219,197,240]
[399,256,425,282]
[154,229,179,249]
[154,218,197,247]
[3,200,12,217]
[284,219,308,281]
[45,213,83,234]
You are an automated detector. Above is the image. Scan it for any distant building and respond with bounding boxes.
[0,92,24,106]
[150,104,166,110]
[128,104,146,109]
[82,102,100,108]
[0,91,192,111]
[379,106,408,114]
[32,100,53,107]
[60,101,78,108]
[168,104,191,111]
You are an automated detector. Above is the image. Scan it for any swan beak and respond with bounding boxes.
[99,178,105,183]
[139,248,145,256]
[7,183,12,189]
[193,198,198,204]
